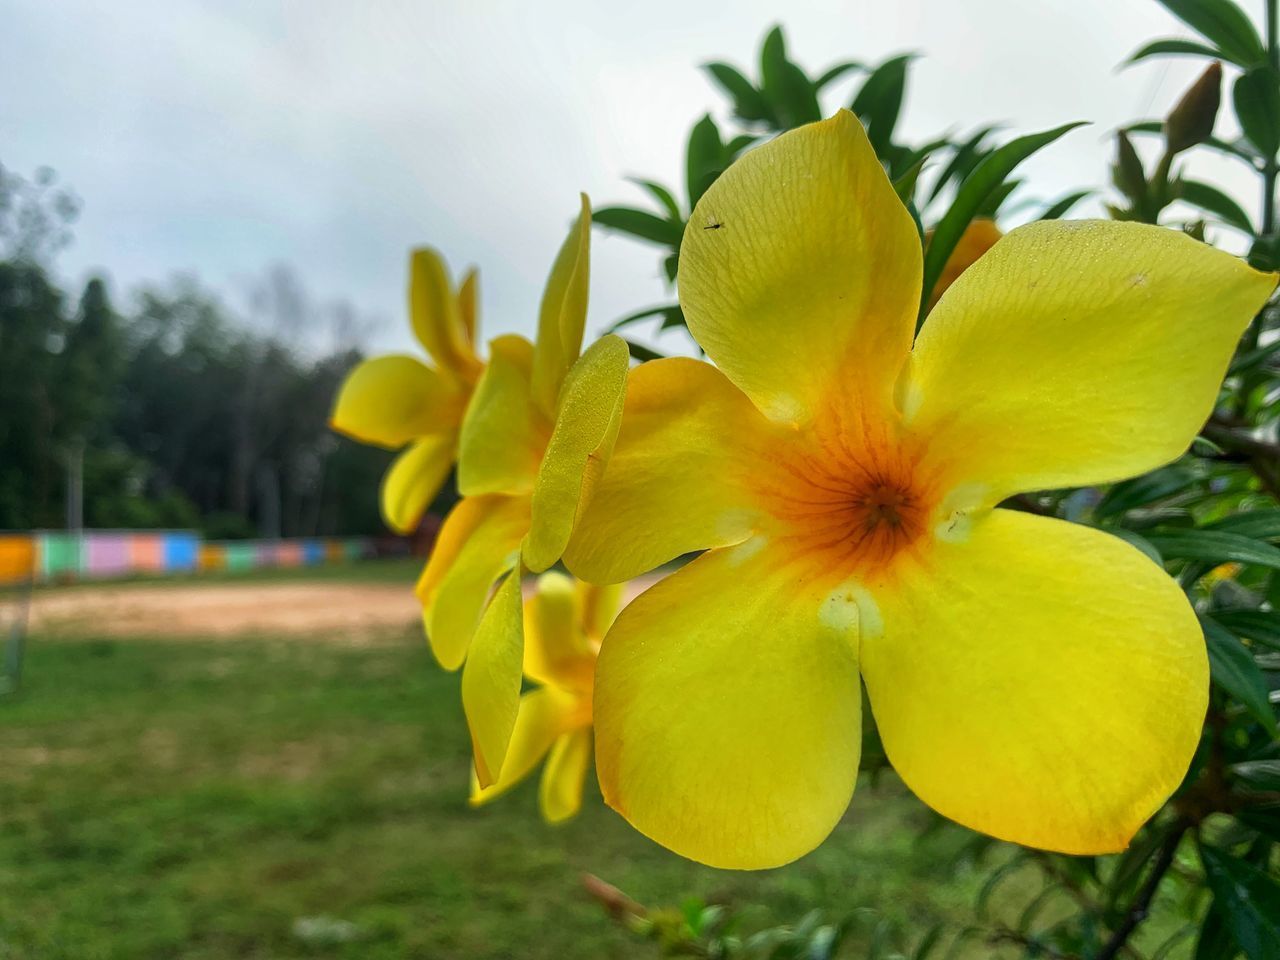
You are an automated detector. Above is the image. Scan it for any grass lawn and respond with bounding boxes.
[0,567,1169,960]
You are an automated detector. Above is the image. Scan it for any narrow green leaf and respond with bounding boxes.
[1109,529,1165,566]
[1192,905,1237,960]
[1096,466,1203,517]
[592,207,683,246]
[892,155,929,204]
[1039,190,1092,220]
[927,126,1000,203]
[1145,529,1280,569]
[1177,179,1255,232]
[605,303,682,333]
[1199,844,1280,958]
[703,61,772,123]
[851,54,915,156]
[1155,0,1266,66]
[1231,759,1280,790]
[1128,120,1263,166]
[814,60,863,91]
[1208,508,1280,540]
[625,177,682,221]
[1200,617,1278,733]
[620,339,664,363]
[919,122,1086,322]
[1233,67,1280,157]
[1126,37,1230,65]
[760,26,821,128]
[1212,609,1280,650]
[686,114,725,208]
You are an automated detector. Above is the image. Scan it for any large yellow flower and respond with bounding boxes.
[416,196,629,789]
[565,111,1276,870]
[469,572,621,822]
[330,248,483,533]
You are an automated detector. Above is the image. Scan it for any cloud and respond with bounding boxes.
[0,0,1254,355]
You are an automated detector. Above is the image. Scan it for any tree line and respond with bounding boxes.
[0,163,400,538]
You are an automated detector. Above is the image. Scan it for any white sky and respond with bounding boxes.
[0,0,1265,355]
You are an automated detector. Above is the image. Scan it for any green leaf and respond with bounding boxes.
[626,177,682,221]
[1200,844,1280,958]
[1096,466,1203,517]
[686,114,726,209]
[1208,508,1280,540]
[1126,37,1229,65]
[703,61,772,123]
[851,54,914,156]
[1039,190,1091,220]
[619,340,664,364]
[1233,67,1280,157]
[927,126,999,204]
[1155,0,1265,67]
[1192,905,1238,960]
[1231,759,1280,790]
[892,155,928,204]
[1108,528,1165,566]
[1200,617,1278,734]
[919,122,1085,323]
[592,207,683,247]
[759,26,821,128]
[1145,529,1280,569]
[1177,179,1256,232]
[725,133,759,157]
[814,60,863,91]
[606,303,682,333]
[1212,609,1280,650]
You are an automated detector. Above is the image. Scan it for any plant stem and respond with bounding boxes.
[1095,823,1189,960]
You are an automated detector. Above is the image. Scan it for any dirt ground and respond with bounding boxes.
[23,574,663,641]
[27,582,423,641]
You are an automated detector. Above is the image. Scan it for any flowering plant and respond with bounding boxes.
[333,3,1280,956]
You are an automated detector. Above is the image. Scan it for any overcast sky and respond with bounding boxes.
[0,0,1263,356]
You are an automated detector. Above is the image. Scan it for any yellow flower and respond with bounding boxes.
[329,248,483,534]
[566,111,1276,870]
[469,572,621,822]
[416,196,629,789]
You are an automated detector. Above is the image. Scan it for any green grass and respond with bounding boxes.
[0,621,1010,960]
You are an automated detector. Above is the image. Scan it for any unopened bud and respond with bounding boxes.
[1165,62,1222,155]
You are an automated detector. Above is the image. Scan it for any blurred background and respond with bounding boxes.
[0,2,1268,959]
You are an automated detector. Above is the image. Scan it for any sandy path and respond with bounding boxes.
[24,573,664,641]
[27,582,423,640]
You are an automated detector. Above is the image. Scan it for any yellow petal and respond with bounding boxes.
[578,579,622,640]
[409,247,480,379]
[540,728,592,824]
[678,110,920,426]
[416,495,530,671]
[523,571,594,693]
[330,355,464,449]
[457,266,479,347]
[860,509,1208,854]
[524,335,629,573]
[924,218,1001,313]
[594,541,862,869]
[531,194,592,415]
[469,685,580,808]
[564,358,781,585]
[380,432,457,535]
[462,567,525,788]
[909,220,1276,504]
[457,334,549,497]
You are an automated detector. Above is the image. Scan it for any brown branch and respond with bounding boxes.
[1095,822,1190,960]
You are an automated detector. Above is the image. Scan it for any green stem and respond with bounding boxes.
[1265,0,1278,238]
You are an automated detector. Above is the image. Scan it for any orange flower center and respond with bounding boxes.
[762,426,939,578]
